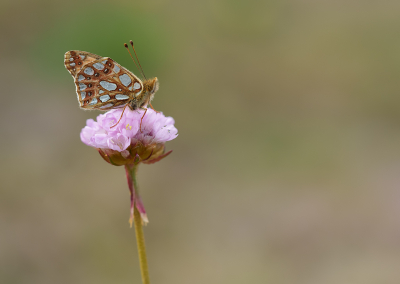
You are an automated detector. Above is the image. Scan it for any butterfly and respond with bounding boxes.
[64,41,159,129]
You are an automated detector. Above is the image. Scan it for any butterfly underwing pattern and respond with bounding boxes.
[64,50,159,112]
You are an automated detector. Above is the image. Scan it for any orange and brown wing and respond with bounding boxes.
[64,50,102,77]
[73,57,144,110]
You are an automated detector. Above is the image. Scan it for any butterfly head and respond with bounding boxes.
[143,77,159,101]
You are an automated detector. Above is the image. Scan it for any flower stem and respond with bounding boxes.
[134,205,150,284]
[126,164,150,284]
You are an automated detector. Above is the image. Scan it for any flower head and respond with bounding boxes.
[81,108,178,166]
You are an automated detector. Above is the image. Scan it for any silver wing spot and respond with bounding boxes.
[78,75,84,81]
[80,92,86,100]
[115,94,130,100]
[99,95,111,102]
[133,82,141,90]
[100,103,114,109]
[69,58,73,62]
[79,83,87,90]
[70,63,76,67]
[119,74,132,87]
[89,98,98,105]
[84,67,94,75]
[93,62,104,70]
[99,90,105,94]
[113,65,120,73]
[80,55,86,60]
[100,81,117,91]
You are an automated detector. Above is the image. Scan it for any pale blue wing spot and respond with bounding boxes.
[99,95,110,102]
[100,103,114,109]
[115,94,130,100]
[93,62,104,70]
[100,81,117,91]
[84,67,94,75]
[89,98,98,105]
[119,74,132,87]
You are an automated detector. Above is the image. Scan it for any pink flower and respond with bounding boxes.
[81,108,177,151]
[80,108,178,225]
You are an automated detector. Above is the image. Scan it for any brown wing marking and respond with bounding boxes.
[73,57,144,110]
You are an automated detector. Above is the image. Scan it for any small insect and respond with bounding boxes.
[64,41,159,130]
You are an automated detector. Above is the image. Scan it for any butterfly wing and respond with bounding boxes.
[64,51,102,76]
[73,57,144,110]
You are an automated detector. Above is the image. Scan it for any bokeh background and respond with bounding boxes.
[1,0,400,283]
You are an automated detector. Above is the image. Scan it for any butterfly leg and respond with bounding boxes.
[139,107,148,133]
[149,103,160,113]
[110,104,128,128]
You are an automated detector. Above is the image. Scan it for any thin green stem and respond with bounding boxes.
[134,205,150,284]
[126,164,150,284]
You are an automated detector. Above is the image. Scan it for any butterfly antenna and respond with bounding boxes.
[124,43,146,79]
[130,40,147,80]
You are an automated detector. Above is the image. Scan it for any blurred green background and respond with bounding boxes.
[1,0,400,283]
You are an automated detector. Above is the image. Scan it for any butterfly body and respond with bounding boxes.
[130,77,159,111]
[64,50,158,112]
